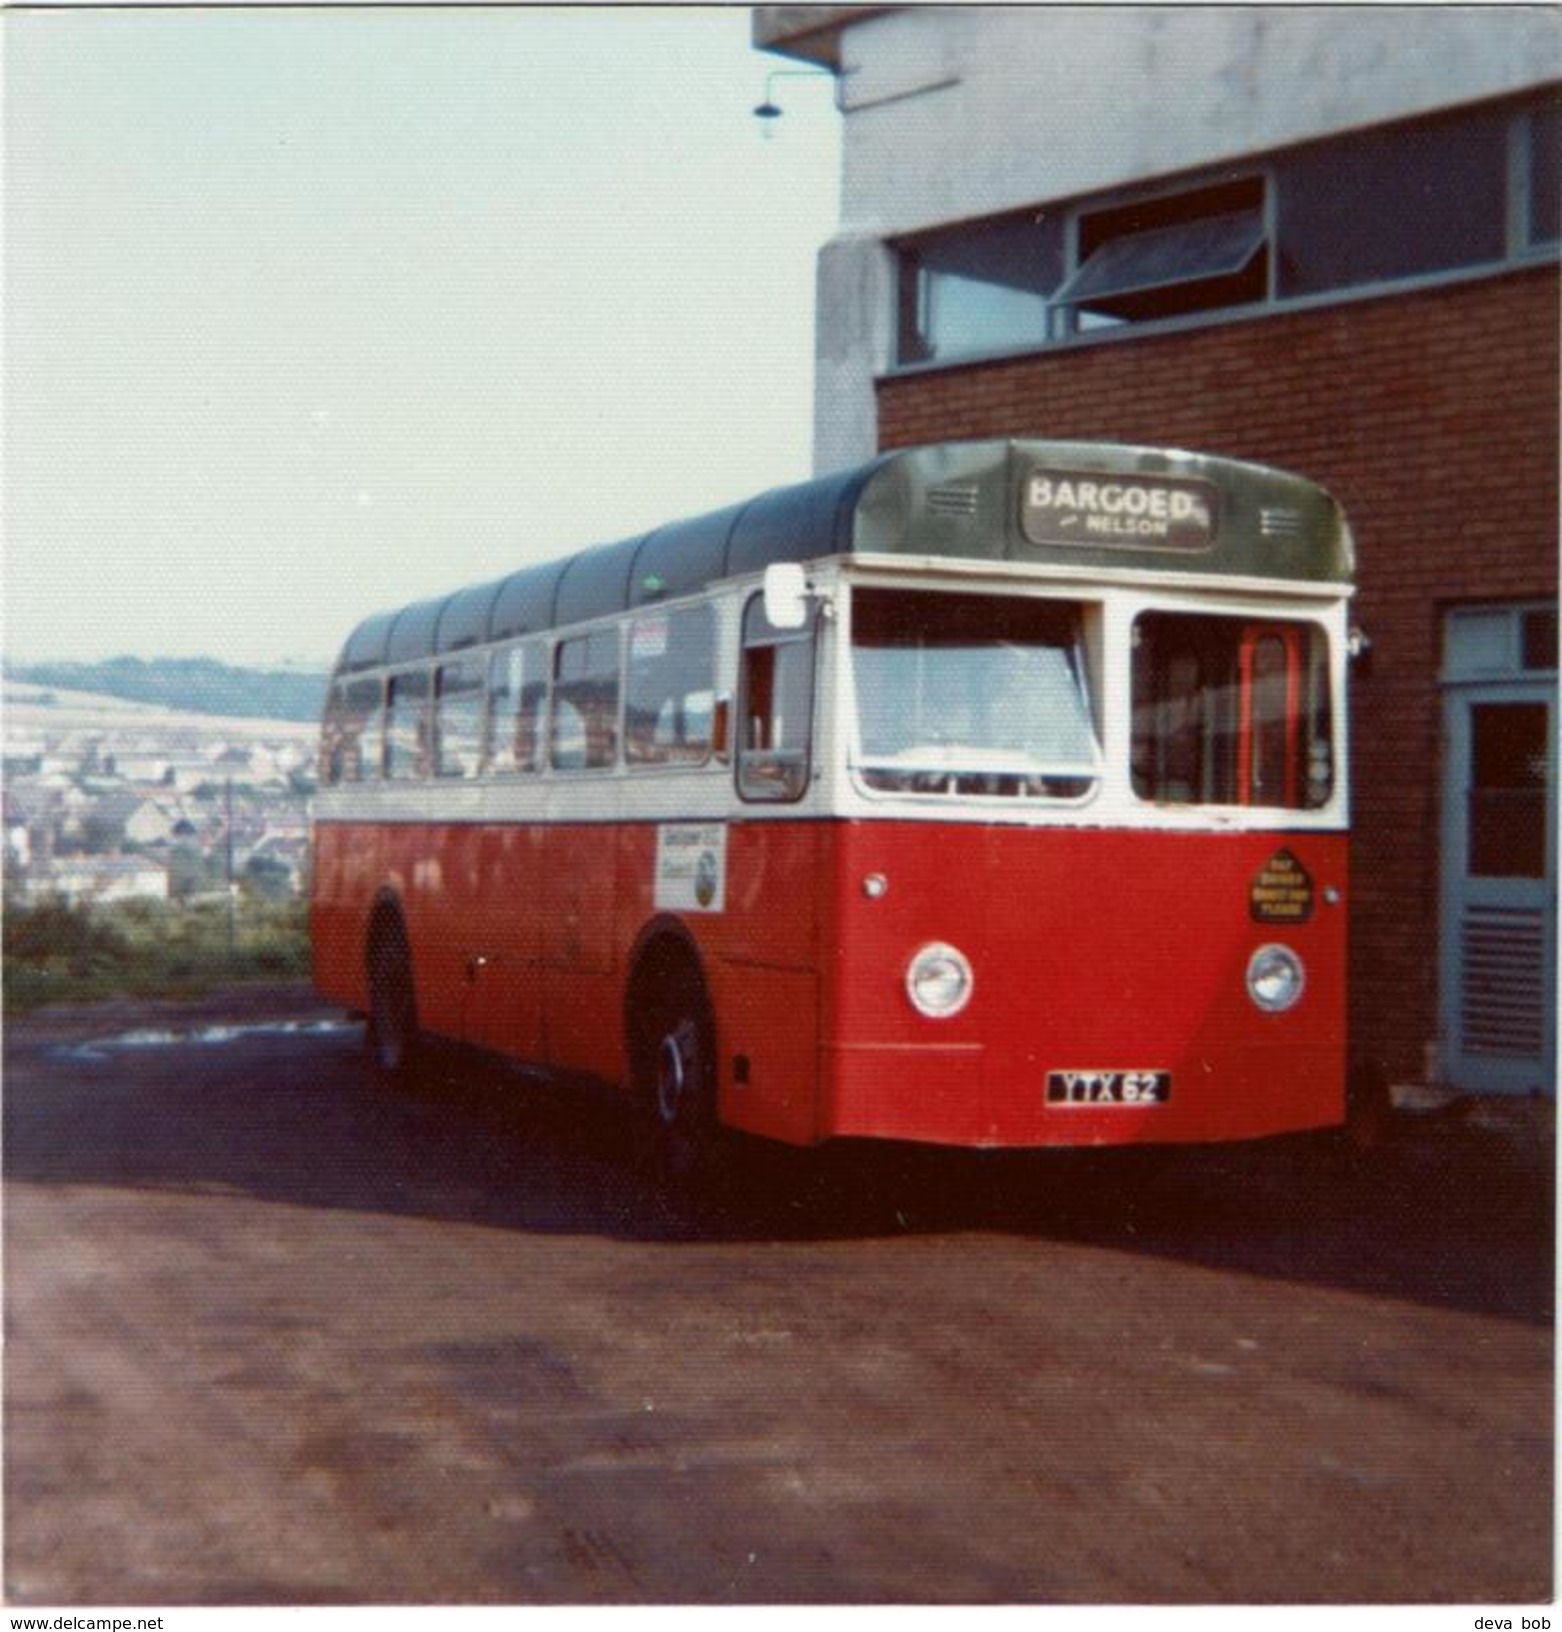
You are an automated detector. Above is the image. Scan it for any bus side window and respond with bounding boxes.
[738,594,815,802]
[553,628,620,772]
[626,604,715,768]
[434,655,488,779]
[320,676,382,784]
[384,669,433,781]
[516,682,547,771]
[490,643,546,775]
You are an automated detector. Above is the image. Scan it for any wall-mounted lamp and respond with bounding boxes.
[752,66,835,124]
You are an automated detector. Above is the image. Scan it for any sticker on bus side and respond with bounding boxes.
[631,616,670,660]
[1046,1070,1172,1106]
[655,823,727,913]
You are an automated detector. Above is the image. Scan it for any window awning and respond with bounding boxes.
[1054,207,1268,319]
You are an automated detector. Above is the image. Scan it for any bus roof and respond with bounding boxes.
[332,439,1354,674]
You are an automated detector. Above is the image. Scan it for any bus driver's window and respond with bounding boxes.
[738,594,815,802]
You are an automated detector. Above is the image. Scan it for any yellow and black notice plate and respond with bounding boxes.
[1250,848,1314,924]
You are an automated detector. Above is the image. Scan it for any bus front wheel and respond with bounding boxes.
[635,968,720,1201]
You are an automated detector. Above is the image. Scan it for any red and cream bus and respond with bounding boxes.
[311,439,1354,1174]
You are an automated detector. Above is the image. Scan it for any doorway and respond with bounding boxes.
[1439,606,1556,1094]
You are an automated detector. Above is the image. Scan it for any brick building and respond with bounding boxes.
[757,5,1559,1095]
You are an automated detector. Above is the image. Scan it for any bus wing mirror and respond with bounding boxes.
[762,562,811,631]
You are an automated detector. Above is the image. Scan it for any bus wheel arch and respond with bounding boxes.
[625,920,720,1188]
[365,891,420,1084]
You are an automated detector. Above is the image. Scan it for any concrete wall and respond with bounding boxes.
[833,6,1559,233]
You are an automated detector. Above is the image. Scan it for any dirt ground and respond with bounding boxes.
[4,983,1553,1604]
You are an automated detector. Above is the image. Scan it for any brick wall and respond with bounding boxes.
[878,265,1560,1081]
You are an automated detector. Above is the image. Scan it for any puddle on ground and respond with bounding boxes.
[54,1018,356,1062]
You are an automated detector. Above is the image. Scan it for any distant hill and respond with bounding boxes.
[4,657,329,724]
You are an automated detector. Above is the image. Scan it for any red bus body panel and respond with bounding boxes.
[816,823,1345,1146]
[313,815,1345,1149]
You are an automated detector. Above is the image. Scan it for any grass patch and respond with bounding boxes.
[3,895,310,1015]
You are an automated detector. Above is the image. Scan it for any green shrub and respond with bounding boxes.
[3,894,310,1013]
[4,897,129,962]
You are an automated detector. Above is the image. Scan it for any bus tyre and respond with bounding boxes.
[367,916,421,1086]
[639,977,721,1207]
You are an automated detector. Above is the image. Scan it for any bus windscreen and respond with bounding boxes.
[850,588,1100,798]
[1131,611,1334,809]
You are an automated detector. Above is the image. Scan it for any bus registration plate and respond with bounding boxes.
[1046,1070,1172,1106]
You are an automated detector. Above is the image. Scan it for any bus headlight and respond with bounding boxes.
[1247,944,1306,1013]
[906,942,974,1018]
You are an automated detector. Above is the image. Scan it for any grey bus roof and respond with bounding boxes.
[330,440,1353,676]
[339,609,400,673]
[555,535,646,629]
[436,580,504,653]
[629,502,747,609]
[490,557,569,644]
[385,596,446,665]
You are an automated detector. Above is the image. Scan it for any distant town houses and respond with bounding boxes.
[85,788,181,849]
[2,700,317,907]
[42,854,172,907]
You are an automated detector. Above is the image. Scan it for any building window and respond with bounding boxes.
[1518,101,1561,250]
[890,89,1559,369]
[1277,104,1508,297]
[1522,608,1558,672]
[1054,177,1269,329]
[1446,603,1559,681]
[898,213,1064,364]
[1467,701,1550,878]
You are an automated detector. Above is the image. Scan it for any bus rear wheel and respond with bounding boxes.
[367,916,420,1085]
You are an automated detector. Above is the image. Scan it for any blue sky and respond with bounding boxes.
[4,6,841,668]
